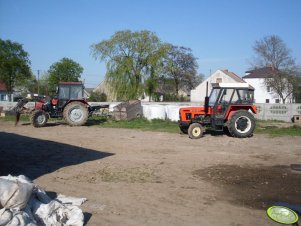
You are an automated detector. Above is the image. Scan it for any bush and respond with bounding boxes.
[89,92,107,102]
[163,93,189,102]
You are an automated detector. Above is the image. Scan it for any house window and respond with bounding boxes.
[0,94,6,101]
[266,99,270,103]
[275,99,280,103]
[267,86,271,92]
[216,78,222,83]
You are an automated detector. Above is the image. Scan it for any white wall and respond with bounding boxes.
[1,101,300,122]
[243,78,277,103]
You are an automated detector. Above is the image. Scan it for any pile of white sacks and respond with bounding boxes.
[107,103,191,121]
[142,104,192,121]
[0,175,86,226]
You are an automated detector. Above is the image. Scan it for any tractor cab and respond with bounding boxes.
[54,82,85,109]
[208,83,256,130]
[179,83,257,139]
[209,83,254,109]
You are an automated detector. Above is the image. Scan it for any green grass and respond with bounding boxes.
[0,114,30,122]
[88,116,179,133]
[255,120,301,137]
[0,114,179,133]
[0,114,61,123]
[1,114,300,136]
[255,125,301,136]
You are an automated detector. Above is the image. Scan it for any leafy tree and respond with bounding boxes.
[164,45,198,96]
[91,30,169,100]
[16,75,38,96]
[0,39,32,100]
[89,91,107,102]
[251,35,300,103]
[264,70,300,103]
[37,72,51,95]
[48,57,83,93]
[23,71,50,95]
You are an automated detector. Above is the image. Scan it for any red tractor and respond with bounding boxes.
[179,83,257,139]
[14,82,107,127]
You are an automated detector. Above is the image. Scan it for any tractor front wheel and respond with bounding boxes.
[31,110,48,128]
[63,101,89,126]
[228,110,255,138]
[188,123,204,139]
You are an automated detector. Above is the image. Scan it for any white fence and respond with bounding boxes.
[143,103,301,122]
[255,103,301,122]
[1,101,300,122]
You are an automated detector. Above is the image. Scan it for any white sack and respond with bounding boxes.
[0,175,86,226]
[56,194,87,206]
[5,210,37,226]
[142,105,151,119]
[0,208,37,226]
[166,105,181,122]
[145,105,166,120]
[32,199,84,226]
[0,175,34,210]
[0,208,12,225]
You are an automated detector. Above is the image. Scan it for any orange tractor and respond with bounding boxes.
[179,83,257,139]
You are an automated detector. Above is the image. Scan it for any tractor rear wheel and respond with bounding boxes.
[31,110,48,128]
[63,101,89,126]
[188,123,204,139]
[227,110,255,138]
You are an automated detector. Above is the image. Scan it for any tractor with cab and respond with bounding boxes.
[179,82,257,139]
[14,82,108,127]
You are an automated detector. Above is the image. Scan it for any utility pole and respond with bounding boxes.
[37,70,40,94]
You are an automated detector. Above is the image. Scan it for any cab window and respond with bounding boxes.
[59,86,70,99]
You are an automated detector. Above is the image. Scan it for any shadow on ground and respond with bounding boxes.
[0,132,114,180]
[0,132,113,225]
[194,164,301,209]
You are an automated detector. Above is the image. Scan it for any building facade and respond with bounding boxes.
[190,69,246,102]
[0,82,9,101]
[242,66,290,103]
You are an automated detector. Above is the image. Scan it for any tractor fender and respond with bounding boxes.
[226,106,256,121]
[35,101,44,110]
[64,100,89,108]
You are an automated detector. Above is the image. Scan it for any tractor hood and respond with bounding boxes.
[179,106,206,113]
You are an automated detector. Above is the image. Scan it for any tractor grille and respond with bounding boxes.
[186,113,192,120]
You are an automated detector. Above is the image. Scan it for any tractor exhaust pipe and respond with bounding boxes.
[204,82,209,114]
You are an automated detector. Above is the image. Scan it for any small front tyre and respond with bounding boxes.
[31,110,48,128]
[188,123,204,139]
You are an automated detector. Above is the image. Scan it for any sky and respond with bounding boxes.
[1,0,301,88]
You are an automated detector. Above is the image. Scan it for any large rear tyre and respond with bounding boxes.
[188,123,204,139]
[63,101,89,126]
[227,110,255,138]
[31,110,48,128]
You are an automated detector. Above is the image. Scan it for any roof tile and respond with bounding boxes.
[243,66,277,79]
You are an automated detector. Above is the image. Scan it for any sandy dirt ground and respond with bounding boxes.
[1,120,301,226]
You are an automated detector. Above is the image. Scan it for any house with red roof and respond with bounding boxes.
[190,69,247,102]
[0,82,9,101]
